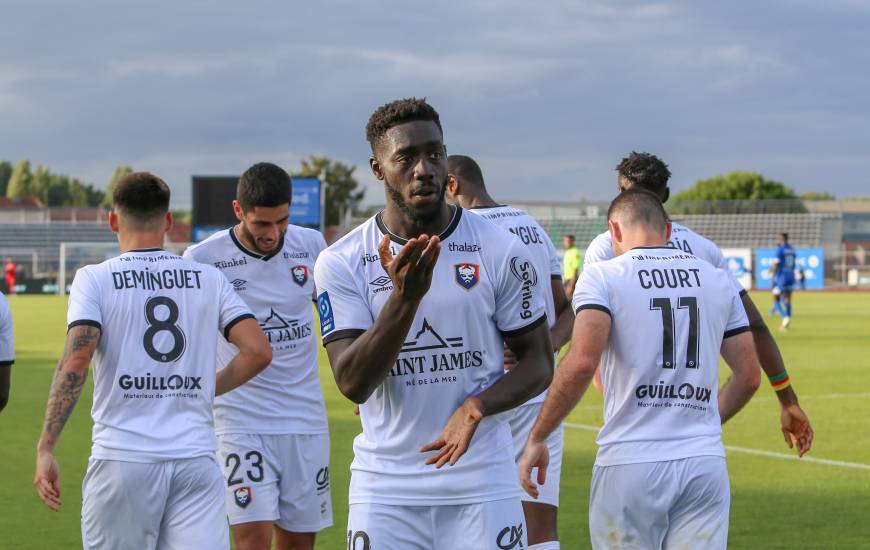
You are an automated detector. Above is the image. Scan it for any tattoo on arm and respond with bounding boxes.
[40,326,100,448]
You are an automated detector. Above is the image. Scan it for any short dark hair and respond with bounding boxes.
[564,234,575,241]
[113,172,170,224]
[448,155,485,188]
[607,188,669,233]
[366,98,442,152]
[616,152,671,195]
[237,162,292,211]
[780,232,789,242]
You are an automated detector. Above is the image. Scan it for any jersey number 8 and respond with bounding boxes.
[142,296,186,363]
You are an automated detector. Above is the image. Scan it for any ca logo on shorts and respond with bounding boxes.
[291,265,308,286]
[455,263,480,290]
[234,486,253,508]
[496,524,524,549]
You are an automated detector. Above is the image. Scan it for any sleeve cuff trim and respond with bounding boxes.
[575,304,612,317]
[322,328,366,346]
[500,314,547,339]
[68,319,101,331]
[724,325,751,339]
[223,313,255,340]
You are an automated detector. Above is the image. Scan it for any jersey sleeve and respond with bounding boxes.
[583,232,613,266]
[723,287,750,338]
[494,239,547,337]
[545,233,563,279]
[0,296,13,364]
[313,249,374,345]
[571,263,612,316]
[67,267,103,331]
[216,273,255,340]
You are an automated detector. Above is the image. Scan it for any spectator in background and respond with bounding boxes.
[796,268,806,290]
[4,259,16,295]
[562,234,583,297]
[0,290,13,412]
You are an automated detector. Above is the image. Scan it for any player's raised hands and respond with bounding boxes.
[34,451,62,512]
[781,402,813,457]
[420,396,484,468]
[379,234,441,303]
[518,439,550,500]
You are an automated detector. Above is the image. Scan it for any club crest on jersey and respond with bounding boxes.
[234,487,252,508]
[454,263,480,290]
[291,265,308,286]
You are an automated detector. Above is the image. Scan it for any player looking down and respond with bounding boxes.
[521,188,762,549]
[314,98,554,549]
[584,152,813,457]
[33,172,272,550]
[446,154,573,550]
[184,162,332,550]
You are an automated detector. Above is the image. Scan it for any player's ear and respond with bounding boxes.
[232,200,245,223]
[164,211,173,233]
[108,211,120,234]
[664,221,672,241]
[608,219,622,243]
[370,156,384,181]
[446,174,459,197]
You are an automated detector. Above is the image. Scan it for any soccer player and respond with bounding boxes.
[521,188,762,549]
[585,152,812,456]
[445,154,573,550]
[5,259,16,295]
[314,98,554,549]
[561,235,582,297]
[33,172,272,550]
[768,232,796,329]
[0,289,13,412]
[184,162,332,550]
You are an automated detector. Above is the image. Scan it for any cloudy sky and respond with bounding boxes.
[2,1,868,208]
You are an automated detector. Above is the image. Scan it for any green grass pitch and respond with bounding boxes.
[1,292,869,548]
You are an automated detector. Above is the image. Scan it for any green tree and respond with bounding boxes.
[669,171,805,214]
[102,165,133,207]
[801,191,836,201]
[292,155,364,226]
[46,174,72,206]
[0,161,12,196]
[6,160,33,199]
[31,165,52,203]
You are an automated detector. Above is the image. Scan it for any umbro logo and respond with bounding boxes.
[496,524,524,549]
[370,276,393,294]
[231,278,247,291]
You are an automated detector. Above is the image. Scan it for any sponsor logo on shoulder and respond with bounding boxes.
[454,263,480,290]
[317,292,334,334]
[510,256,538,319]
[496,524,525,549]
[448,241,481,252]
[361,252,380,266]
[291,265,308,286]
[369,275,393,294]
[231,278,247,291]
[214,257,247,269]
[234,487,252,508]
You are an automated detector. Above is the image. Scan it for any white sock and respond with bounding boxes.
[528,542,560,550]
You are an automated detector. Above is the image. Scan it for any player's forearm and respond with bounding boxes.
[215,347,272,396]
[529,357,594,443]
[718,373,760,424]
[742,294,798,405]
[550,305,575,353]
[476,346,553,417]
[334,293,421,403]
[37,360,88,453]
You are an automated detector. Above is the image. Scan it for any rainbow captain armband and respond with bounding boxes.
[768,371,791,392]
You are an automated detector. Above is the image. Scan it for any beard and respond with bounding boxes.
[384,177,447,227]
[239,222,282,255]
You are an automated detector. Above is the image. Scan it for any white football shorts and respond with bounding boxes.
[348,498,527,550]
[81,455,228,550]
[589,456,730,550]
[217,432,333,533]
[510,400,564,507]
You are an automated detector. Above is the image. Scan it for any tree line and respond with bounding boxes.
[0,160,133,208]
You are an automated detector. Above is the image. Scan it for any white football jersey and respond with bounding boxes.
[585,222,745,294]
[67,249,254,462]
[467,205,561,406]
[183,226,328,435]
[572,247,749,466]
[0,292,13,365]
[314,207,547,506]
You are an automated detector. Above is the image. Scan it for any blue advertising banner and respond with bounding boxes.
[755,248,824,289]
[290,177,322,229]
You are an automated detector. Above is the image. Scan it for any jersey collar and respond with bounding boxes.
[630,246,673,250]
[375,205,463,245]
[468,204,508,210]
[126,248,164,253]
[229,227,284,261]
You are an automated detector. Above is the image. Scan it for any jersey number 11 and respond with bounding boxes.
[650,296,699,370]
